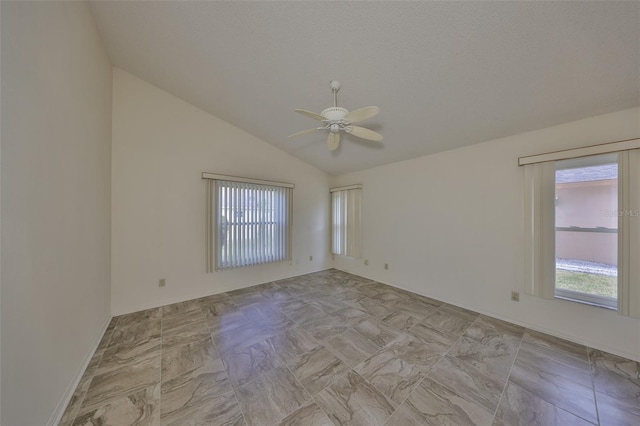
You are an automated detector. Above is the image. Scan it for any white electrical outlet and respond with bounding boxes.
[511,291,520,302]
[159,279,166,288]
[385,263,389,270]
[364,259,369,266]
[309,255,313,261]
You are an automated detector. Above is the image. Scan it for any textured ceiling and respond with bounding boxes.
[90,1,639,175]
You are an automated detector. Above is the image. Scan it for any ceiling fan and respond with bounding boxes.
[289,81,382,151]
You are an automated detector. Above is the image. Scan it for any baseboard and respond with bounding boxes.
[333,267,640,363]
[47,315,112,426]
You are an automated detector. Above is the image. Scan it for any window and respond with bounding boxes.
[331,185,362,258]
[522,141,640,318]
[204,175,293,271]
[554,154,618,308]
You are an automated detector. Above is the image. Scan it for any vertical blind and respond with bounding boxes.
[331,185,362,258]
[204,175,293,271]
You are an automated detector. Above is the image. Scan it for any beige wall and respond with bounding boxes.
[111,69,331,315]
[1,2,112,425]
[331,107,640,361]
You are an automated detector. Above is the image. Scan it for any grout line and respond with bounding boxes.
[491,329,525,421]
[587,347,601,425]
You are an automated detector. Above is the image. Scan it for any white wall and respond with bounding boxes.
[0,2,112,425]
[111,69,330,315]
[332,107,640,361]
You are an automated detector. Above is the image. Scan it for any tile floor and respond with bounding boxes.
[60,269,640,426]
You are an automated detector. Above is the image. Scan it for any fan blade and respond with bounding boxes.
[294,109,326,121]
[288,128,321,138]
[344,106,380,123]
[346,126,383,142]
[327,132,340,151]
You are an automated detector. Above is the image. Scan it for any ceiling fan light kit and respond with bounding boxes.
[289,81,382,151]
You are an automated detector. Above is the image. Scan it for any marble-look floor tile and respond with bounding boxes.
[108,322,161,349]
[522,330,589,365]
[98,338,161,376]
[279,299,309,315]
[196,292,231,305]
[408,293,442,308]
[161,338,230,397]
[72,384,159,426]
[235,366,311,426]
[346,297,393,317]
[493,381,594,426]
[355,284,385,298]
[438,304,479,322]
[370,290,406,303]
[298,289,331,302]
[315,371,396,426]
[378,311,420,332]
[267,327,319,364]
[161,309,204,331]
[59,351,105,426]
[596,390,640,426]
[95,321,117,353]
[474,315,524,339]
[421,308,474,338]
[199,298,237,318]
[509,359,598,424]
[60,271,640,426]
[80,354,161,415]
[515,343,592,388]
[161,389,244,426]
[213,322,277,356]
[309,296,350,314]
[161,319,211,351]
[331,290,367,305]
[448,324,522,383]
[287,345,350,395]
[407,322,459,348]
[230,292,268,309]
[385,403,424,426]
[428,356,505,413]
[204,308,250,336]
[390,298,439,320]
[332,307,370,326]
[404,377,494,426]
[116,308,162,328]
[222,338,281,387]
[352,317,403,348]
[162,300,201,319]
[589,349,640,402]
[301,314,350,342]
[355,336,440,404]
[276,401,333,426]
[324,329,381,368]
[287,305,327,327]
[242,304,292,328]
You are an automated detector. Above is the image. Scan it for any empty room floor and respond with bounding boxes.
[60,269,639,426]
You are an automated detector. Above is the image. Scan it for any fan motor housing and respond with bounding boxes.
[321,107,348,121]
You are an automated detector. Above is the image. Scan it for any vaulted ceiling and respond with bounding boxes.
[90,1,639,175]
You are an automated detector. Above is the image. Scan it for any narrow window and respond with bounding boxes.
[554,154,618,308]
[331,186,362,258]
